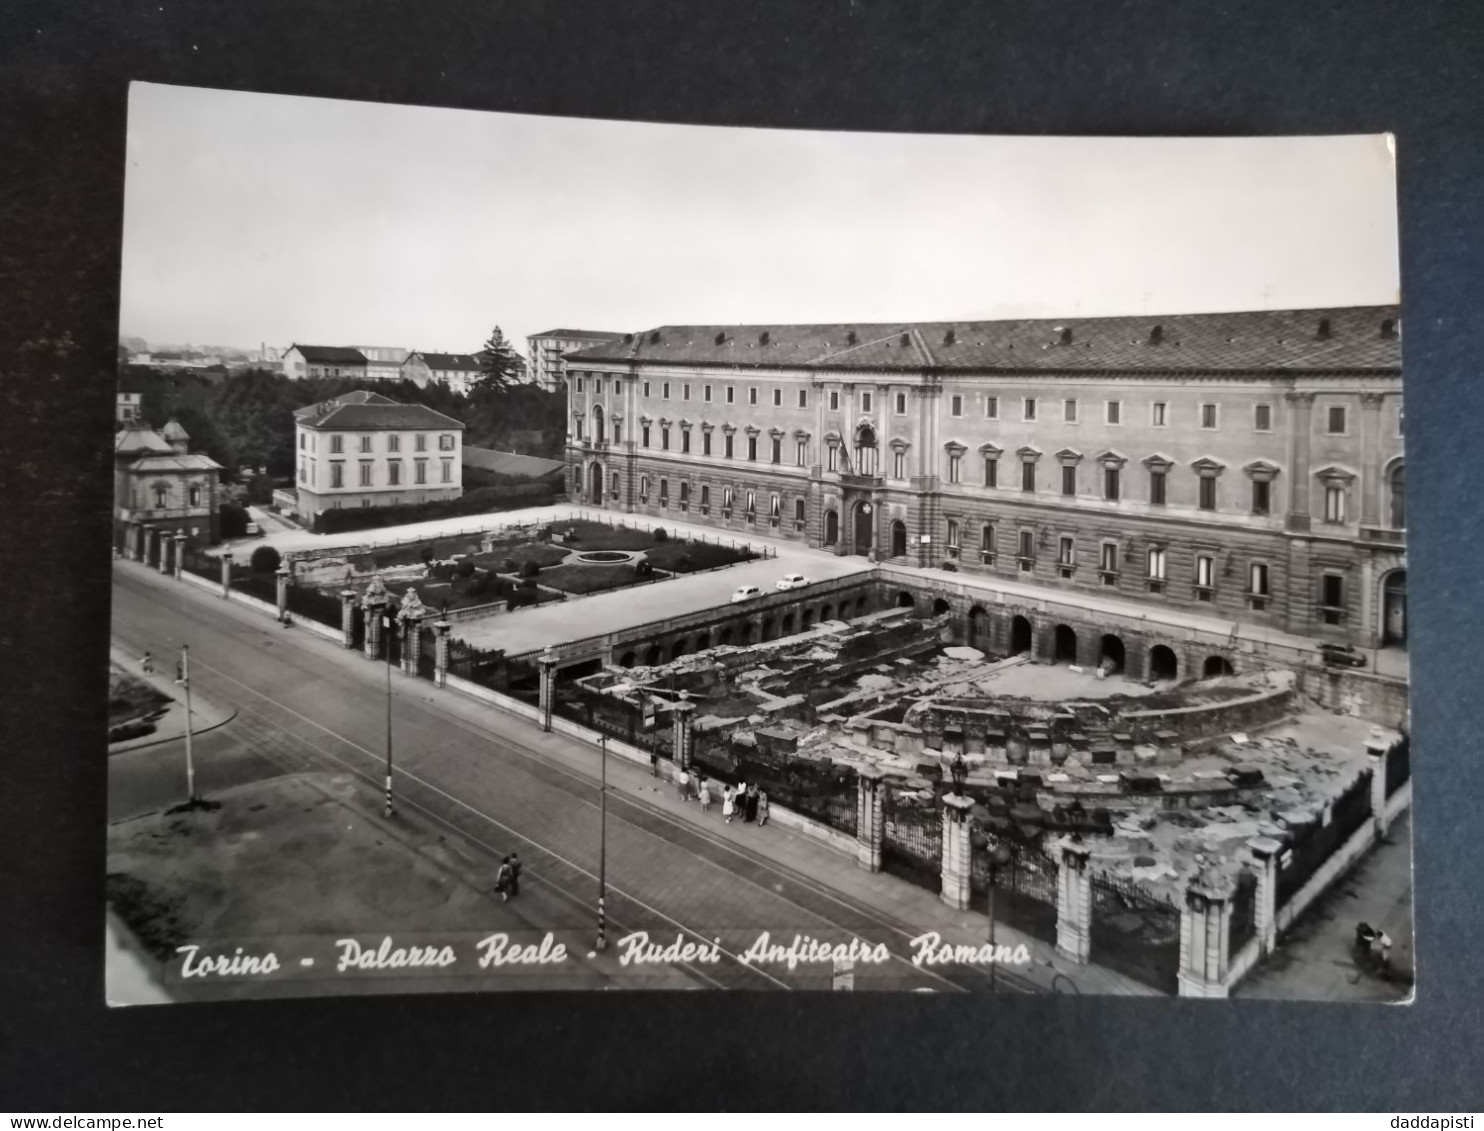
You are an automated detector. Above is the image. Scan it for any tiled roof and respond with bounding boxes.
[290,345,369,364]
[294,390,400,419]
[413,352,484,371]
[115,428,175,455]
[530,329,626,342]
[300,402,466,431]
[564,306,1402,373]
[128,453,223,473]
[462,446,565,479]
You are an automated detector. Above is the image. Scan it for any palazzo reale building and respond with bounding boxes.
[563,306,1405,651]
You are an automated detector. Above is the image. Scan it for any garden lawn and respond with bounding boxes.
[468,540,569,572]
[555,519,757,572]
[109,665,172,730]
[534,562,653,595]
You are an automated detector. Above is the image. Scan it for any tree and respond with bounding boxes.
[250,545,282,573]
[476,326,524,393]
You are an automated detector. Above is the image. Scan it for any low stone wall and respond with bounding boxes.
[1121,677,1296,742]
[1297,666,1409,730]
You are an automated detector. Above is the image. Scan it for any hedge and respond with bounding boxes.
[312,483,554,534]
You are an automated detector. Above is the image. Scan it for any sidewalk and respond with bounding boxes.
[1236,809,1414,1003]
[109,641,236,753]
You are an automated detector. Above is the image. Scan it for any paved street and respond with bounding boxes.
[111,559,1153,997]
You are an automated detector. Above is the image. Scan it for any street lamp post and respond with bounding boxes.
[986,842,1012,994]
[596,734,608,951]
[382,612,395,818]
[176,643,197,803]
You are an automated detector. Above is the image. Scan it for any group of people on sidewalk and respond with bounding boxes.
[493,853,522,902]
[655,755,769,828]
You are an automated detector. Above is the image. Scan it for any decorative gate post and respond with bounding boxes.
[339,589,357,649]
[1367,739,1392,837]
[672,690,696,771]
[433,620,452,688]
[219,551,233,599]
[399,589,427,675]
[172,533,185,580]
[1247,836,1282,957]
[276,565,291,624]
[1056,837,1093,964]
[1178,878,1233,998]
[538,645,558,732]
[855,766,885,872]
[156,530,170,574]
[141,525,155,569]
[939,794,975,910]
[363,576,389,660]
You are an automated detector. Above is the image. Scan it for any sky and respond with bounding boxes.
[120,82,1400,354]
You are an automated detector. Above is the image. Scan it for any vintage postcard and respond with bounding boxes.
[108,83,1409,1002]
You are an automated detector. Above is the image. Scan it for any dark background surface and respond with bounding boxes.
[1,0,1480,1111]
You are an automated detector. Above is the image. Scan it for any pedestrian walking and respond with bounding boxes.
[508,852,522,898]
[757,789,769,827]
[675,764,690,802]
[494,856,513,902]
[141,651,154,674]
[722,786,735,824]
[744,784,759,824]
[697,775,711,812]
[650,751,659,778]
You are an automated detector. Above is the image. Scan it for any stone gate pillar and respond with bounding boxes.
[855,765,885,872]
[156,530,170,574]
[433,620,452,688]
[141,525,155,569]
[1247,836,1283,957]
[672,691,696,771]
[538,645,558,731]
[362,576,389,661]
[172,532,185,580]
[339,589,357,649]
[398,589,428,675]
[276,565,291,624]
[219,551,233,599]
[939,793,975,910]
[1056,837,1093,964]
[1367,738,1393,837]
[1178,879,1233,998]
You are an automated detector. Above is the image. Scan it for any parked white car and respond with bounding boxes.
[775,573,811,591]
[730,585,764,603]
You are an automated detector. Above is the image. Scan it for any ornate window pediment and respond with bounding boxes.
[1017,445,1043,462]
[1316,465,1357,485]
[722,422,737,434]
[769,427,786,438]
[793,428,812,441]
[823,431,842,445]
[1096,450,1128,469]
[944,440,967,456]
[639,414,653,426]
[1244,460,1281,482]
[1143,453,1174,471]
[700,421,714,433]
[889,437,912,452]
[745,424,761,436]
[979,442,1002,457]
[609,412,624,425]
[679,418,692,429]
[1191,457,1227,477]
[1055,447,1083,466]
[658,417,672,428]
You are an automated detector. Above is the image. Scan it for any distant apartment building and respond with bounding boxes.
[116,392,143,424]
[527,329,625,392]
[352,346,413,382]
[292,391,466,521]
[282,345,370,381]
[403,351,484,395]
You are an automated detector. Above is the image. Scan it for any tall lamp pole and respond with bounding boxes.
[596,733,608,951]
[383,613,395,818]
[176,644,197,803]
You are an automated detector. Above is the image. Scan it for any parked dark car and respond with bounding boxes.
[1318,643,1367,668]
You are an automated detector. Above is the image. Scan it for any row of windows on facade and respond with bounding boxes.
[574,378,1387,436]
[300,432,458,454]
[583,427,1403,525]
[148,484,205,508]
[299,458,456,489]
[935,521,1347,616]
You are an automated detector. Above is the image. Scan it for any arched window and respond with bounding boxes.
[854,422,878,477]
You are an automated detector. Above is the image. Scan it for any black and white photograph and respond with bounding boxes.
[106,81,1411,1004]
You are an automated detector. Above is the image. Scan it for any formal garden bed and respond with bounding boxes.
[108,665,173,744]
[543,519,757,573]
[532,562,658,596]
